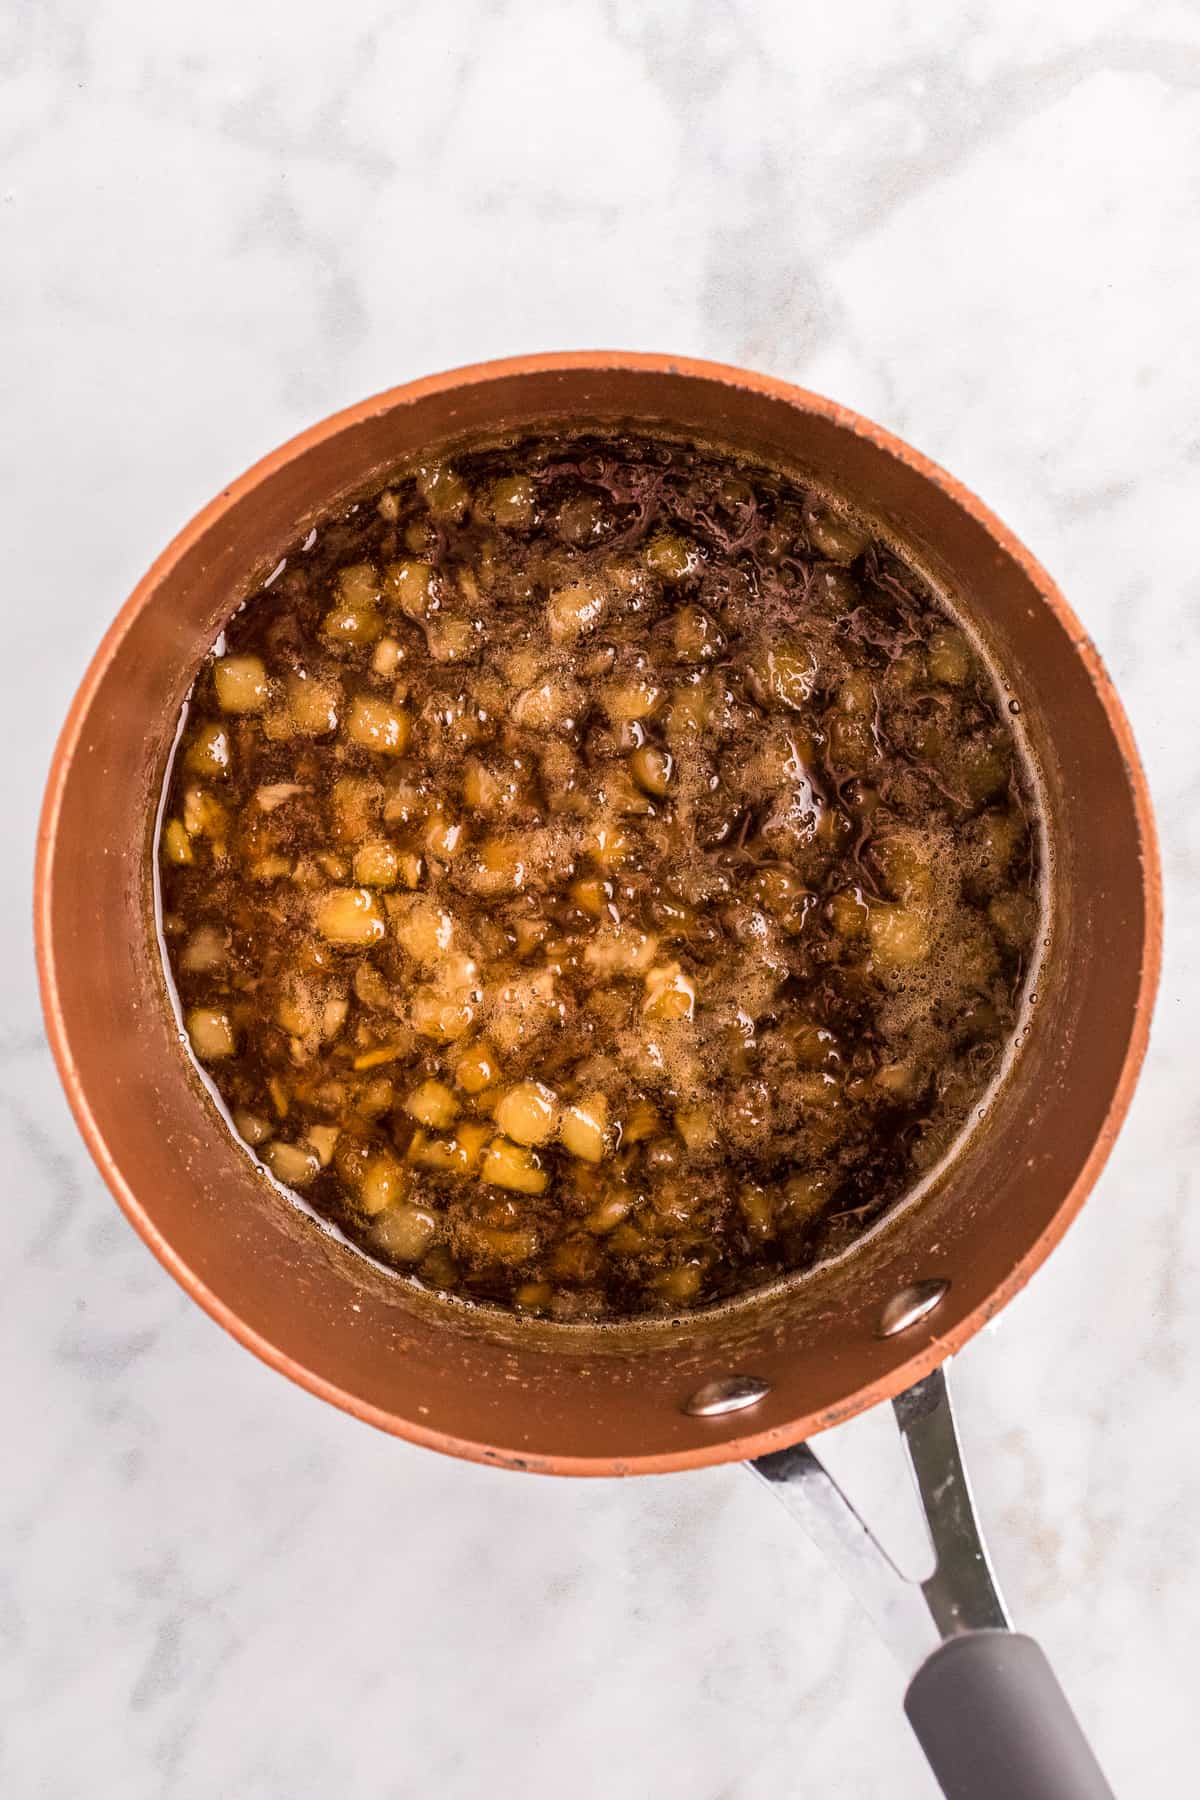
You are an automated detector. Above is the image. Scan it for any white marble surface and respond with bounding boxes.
[3,3,1196,1794]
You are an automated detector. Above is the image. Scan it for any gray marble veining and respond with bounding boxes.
[2,2,1195,1794]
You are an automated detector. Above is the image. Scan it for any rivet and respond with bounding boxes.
[682,1375,771,1418]
[877,1278,950,1338]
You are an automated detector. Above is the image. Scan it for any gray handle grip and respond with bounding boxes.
[905,1632,1115,1799]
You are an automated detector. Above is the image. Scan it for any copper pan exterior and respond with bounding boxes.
[34,354,1161,1476]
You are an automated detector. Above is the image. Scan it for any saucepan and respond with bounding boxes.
[35,355,1160,1798]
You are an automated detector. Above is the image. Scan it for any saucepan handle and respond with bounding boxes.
[904,1630,1115,1799]
[749,1366,1116,1799]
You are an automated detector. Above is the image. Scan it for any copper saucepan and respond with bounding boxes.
[36,355,1159,1798]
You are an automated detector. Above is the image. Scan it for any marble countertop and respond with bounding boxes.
[3,4,1195,1794]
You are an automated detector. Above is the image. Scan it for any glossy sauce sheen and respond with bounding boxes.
[158,432,1042,1320]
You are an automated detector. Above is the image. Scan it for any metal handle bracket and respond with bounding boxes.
[749,1364,1008,1676]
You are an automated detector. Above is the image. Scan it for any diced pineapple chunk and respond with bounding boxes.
[424,812,464,859]
[583,924,658,974]
[180,925,226,973]
[322,600,383,645]
[307,1125,339,1166]
[351,1044,405,1071]
[182,786,227,839]
[276,982,321,1037]
[404,1079,460,1130]
[288,672,341,735]
[322,571,382,644]
[186,1007,236,1061]
[959,739,1009,804]
[803,499,869,563]
[313,887,385,946]
[408,1120,486,1176]
[382,560,436,618]
[416,463,469,521]
[988,892,1037,948]
[876,1062,918,1096]
[784,1170,833,1219]
[560,1093,609,1163]
[674,1107,715,1151]
[874,833,933,903]
[359,1152,407,1215]
[214,654,269,714]
[374,1203,439,1262]
[233,1109,271,1147]
[353,840,399,888]
[643,962,696,1021]
[511,678,584,732]
[455,1120,492,1171]
[928,627,972,686]
[503,646,544,688]
[829,888,869,938]
[672,605,720,662]
[629,745,673,796]
[738,1183,774,1236]
[514,1281,553,1311]
[479,1137,549,1195]
[454,1039,498,1094]
[263,1140,320,1187]
[185,722,231,778]
[162,818,193,865]
[461,1221,541,1263]
[255,781,306,812]
[514,915,549,954]
[406,1129,465,1172]
[494,1080,558,1146]
[602,765,653,816]
[623,1099,661,1143]
[546,579,607,643]
[345,694,410,755]
[482,474,535,529]
[602,678,662,723]
[331,775,381,842]
[977,809,1020,878]
[462,758,502,813]
[371,636,404,676]
[409,989,476,1041]
[654,1263,703,1302]
[868,904,931,967]
[581,817,631,868]
[666,678,716,741]
[473,835,526,893]
[759,641,816,709]
[645,531,697,582]
[584,1192,631,1233]
[838,670,875,715]
[427,617,476,662]
[391,895,453,964]
[337,562,381,606]
[571,876,612,918]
